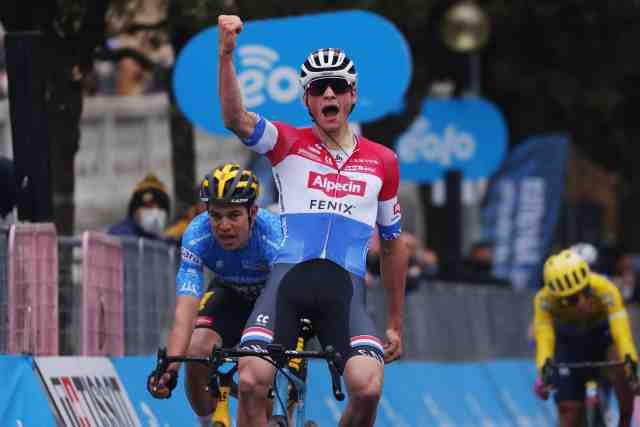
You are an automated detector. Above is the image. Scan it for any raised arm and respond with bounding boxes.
[218,15,258,139]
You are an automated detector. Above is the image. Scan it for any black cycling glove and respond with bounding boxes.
[147,368,178,399]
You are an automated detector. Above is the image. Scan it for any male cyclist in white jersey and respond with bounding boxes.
[217,15,409,427]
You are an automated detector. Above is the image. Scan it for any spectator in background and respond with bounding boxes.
[164,188,207,245]
[457,240,511,287]
[366,230,438,291]
[0,24,7,100]
[612,252,638,304]
[108,173,172,242]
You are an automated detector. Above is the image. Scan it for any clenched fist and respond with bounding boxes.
[218,15,243,55]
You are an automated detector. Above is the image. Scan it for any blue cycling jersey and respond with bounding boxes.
[175,209,283,298]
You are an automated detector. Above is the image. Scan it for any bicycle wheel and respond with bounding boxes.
[267,415,288,427]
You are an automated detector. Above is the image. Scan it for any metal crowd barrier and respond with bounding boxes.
[118,237,177,355]
[366,280,536,361]
[6,223,59,355]
[2,222,639,361]
[58,231,124,356]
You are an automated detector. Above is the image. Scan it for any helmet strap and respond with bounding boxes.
[247,204,257,229]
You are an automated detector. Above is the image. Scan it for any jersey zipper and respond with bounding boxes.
[318,135,359,258]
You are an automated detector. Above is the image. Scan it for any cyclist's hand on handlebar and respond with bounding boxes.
[534,377,551,400]
[624,356,640,394]
[218,15,243,55]
[383,328,403,363]
[541,358,554,386]
[147,368,178,399]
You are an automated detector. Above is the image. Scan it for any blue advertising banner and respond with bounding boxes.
[173,11,412,135]
[0,354,560,426]
[395,97,508,182]
[0,355,58,426]
[111,356,210,427]
[481,134,570,290]
[111,355,556,426]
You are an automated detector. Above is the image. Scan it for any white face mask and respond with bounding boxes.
[138,208,167,235]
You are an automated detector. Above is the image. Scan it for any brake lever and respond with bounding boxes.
[541,359,555,388]
[624,355,638,383]
[155,347,169,383]
[324,346,345,401]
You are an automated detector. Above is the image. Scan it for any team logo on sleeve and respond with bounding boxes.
[393,202,401,215]
[181,247,202,266]
[308,172,366,198]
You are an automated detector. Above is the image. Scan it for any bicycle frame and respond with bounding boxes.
[271,366,307,426]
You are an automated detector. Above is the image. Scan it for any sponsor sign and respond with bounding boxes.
[396,97,508,182]
[174,10,412,134]
[307,171,366,197]
[34,356,142,427]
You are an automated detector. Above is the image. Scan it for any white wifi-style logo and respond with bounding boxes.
[237,45,300,108]
[397,116,476,167]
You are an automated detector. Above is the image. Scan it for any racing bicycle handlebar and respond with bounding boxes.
[542,355,638,387]
[154,343,345,401]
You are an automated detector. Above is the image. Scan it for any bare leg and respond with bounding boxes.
[606,366,634,427]
[557,401,584,427]
[236,356,274,427]
[339,356,383,427]
[185,328,222,416]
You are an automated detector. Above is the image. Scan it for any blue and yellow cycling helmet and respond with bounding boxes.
[543,249,591,298]
[199,163,259,207]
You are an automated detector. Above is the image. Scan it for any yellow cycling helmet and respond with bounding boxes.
[543,249,591,297]
[199,163,260,206]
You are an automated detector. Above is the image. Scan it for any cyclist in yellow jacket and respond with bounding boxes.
[532,249,639,427]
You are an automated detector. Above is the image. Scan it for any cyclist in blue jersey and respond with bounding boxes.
[148,163,282,427]
[217,15,409,427]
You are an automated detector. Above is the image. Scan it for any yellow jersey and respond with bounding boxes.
[533,273,638,370]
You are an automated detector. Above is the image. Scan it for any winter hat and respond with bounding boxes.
[127,174,170,217]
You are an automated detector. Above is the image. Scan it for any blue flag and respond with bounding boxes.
[481,135,569,290]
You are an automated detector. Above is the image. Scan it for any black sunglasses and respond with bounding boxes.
[307,78,352,96]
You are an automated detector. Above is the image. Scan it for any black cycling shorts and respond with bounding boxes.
[552,322,613,403]
[194,280,264,347]
[240,259,384,372]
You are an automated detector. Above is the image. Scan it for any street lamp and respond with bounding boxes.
[433,1,492,280]
[440,0,491,95]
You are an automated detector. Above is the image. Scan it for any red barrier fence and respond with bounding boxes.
[8,223,59,355]
[80,231,124,356]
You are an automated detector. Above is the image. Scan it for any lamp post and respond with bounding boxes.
[434,1,491,280]
[440,0,491,95]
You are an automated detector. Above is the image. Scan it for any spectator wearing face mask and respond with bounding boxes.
[108,174,172,242]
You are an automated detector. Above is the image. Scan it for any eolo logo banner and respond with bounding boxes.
[173,11,412,135]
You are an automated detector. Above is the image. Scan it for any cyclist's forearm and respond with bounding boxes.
[166,297,199,370]
[610,311,639,362]
[219,52,257,138]
[380,237,408,329]
[534,321,555,370]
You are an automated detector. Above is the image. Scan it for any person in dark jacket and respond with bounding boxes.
[108,173,172,242]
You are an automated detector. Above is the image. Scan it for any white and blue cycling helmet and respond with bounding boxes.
[299,48,357,90]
